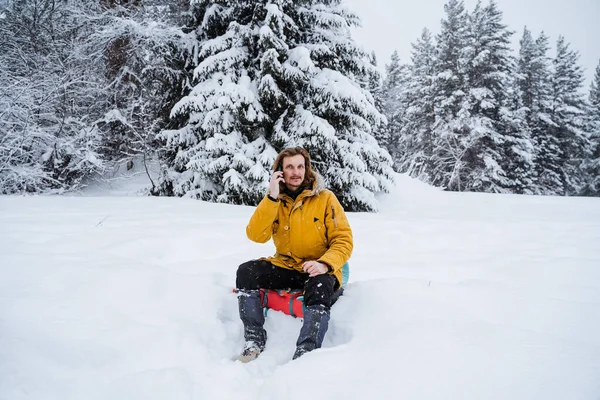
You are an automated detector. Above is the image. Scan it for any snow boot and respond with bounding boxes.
[236,289,266,362]
[236,341,263,363]
[293,304,330,360]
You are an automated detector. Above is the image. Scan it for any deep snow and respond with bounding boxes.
[1,173,599,400]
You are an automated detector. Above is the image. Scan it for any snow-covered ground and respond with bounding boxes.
[1,174,599,400]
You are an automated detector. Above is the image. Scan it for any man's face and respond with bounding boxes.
[281,154,306,191]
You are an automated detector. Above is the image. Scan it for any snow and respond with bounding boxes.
[1,174,600,400]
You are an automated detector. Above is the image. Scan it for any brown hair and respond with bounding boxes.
[272,147,316,189]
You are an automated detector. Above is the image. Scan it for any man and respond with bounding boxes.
[236,147,353,362]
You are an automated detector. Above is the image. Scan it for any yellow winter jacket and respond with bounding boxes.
[246,178,353,287]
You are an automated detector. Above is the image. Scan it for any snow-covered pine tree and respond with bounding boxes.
[157,0,270,204]
[396,29,436,179]
[582,59,600,196]
[367,51,389,153]
[381,50,410,170]
[459,0,534,193]
[368,52,385,116]
[548,36,588,195]
[159,0,394,211]
[429,0,470,190]
[502,70,536,194]
[516,28,557,194]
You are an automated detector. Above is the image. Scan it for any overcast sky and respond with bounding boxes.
[344,0,600,87]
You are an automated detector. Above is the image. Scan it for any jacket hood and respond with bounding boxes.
[309,171,326,196]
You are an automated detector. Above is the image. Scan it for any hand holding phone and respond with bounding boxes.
[269,166,285,198]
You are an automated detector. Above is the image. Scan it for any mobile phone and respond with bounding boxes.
[276,164,285,186]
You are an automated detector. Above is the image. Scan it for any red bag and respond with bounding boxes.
[260,288,305,318]
[233,287,344,319]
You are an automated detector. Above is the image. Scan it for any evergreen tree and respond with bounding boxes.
[158,0,394,211]
[502,72,536,194]
[459,0,533,193]
[368,52,385,115]
[396,29,436,179]
[367,51,388,152]
[429,0,470,190]
[549,36,588,195]
[382,50,410,169]
[516,28,557,194]
[158,1,269,204]
[582,60,600,195]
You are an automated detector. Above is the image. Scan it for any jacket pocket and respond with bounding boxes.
[313,218,327,244]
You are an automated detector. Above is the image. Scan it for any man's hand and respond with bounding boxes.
[269,171,285,198]
[302,260,329,277]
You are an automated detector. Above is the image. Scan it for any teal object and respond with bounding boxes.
[341,262,350,286]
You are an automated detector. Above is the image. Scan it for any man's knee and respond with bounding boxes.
[236,260,263,290]
[237,259,275,290]
[303,274,336,308]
